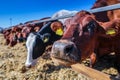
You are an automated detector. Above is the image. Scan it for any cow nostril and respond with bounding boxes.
[64,45,73,56]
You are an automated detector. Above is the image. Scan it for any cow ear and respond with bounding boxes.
[42,33,51,43]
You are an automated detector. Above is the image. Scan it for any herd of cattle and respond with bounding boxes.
[1,0,120,78]
[2,17,50,47]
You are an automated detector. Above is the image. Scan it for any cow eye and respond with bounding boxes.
[83,27,89,32]
[43,37,49,43]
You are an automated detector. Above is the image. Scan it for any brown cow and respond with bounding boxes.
[21,24,34,40]
[8,27,22,46]
[3,26,23,46]
[8,32,17,47]
[3,28,17,46]
[91,0,120,22]
[3,28,11,45]
[51,10,120,77]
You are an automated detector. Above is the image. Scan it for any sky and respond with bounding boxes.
[0,0,96,28]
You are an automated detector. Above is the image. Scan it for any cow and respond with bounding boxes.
[8,31,18,46]
[2,27,19,46]
[91,0,120,22]
[51,10,120,78]
[25,21,64,68]
[2,25,25,46]
[3,28,11,38]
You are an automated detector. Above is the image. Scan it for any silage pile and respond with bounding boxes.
[0,33,92,80]
[0,33,119,80]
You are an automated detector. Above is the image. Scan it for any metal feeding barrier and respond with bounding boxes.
[32,3,120,24]
[5,3,120,29]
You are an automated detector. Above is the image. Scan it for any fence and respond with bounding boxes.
[32,3,120,24]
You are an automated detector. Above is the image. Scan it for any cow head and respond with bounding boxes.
[9,31,18,47]
[25,21,63,67]
[21,26,32,41]
[25,32,47,67]
[51,10,105,66]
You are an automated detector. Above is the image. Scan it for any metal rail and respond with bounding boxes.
[5,3,120,29]
[89,3,120,13]
[32,3,120,24]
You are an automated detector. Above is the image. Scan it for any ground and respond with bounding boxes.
[0,34,118,80]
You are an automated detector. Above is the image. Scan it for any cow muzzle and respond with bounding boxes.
[51,39,80,66]
[25,59,37,68]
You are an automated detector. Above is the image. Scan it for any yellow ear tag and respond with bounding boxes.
[43,37,49,43]
[106,29,116,35]
[55,28,63,36]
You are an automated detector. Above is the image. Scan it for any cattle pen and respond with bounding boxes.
[1,3,120,80]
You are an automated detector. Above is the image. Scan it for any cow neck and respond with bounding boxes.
[37,22,52,34]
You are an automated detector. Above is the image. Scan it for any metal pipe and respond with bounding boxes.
[32,3,120,24]
[89,3,120,13]
[6,3,120,29]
